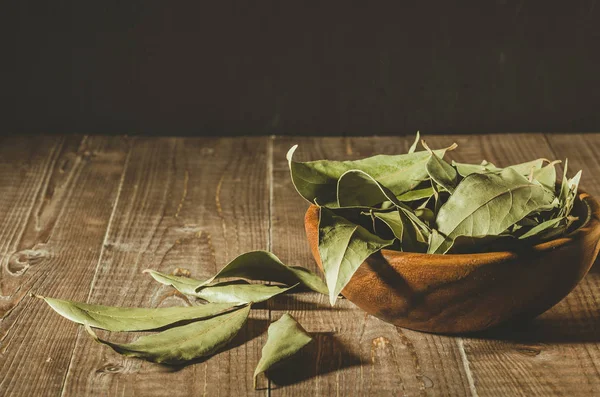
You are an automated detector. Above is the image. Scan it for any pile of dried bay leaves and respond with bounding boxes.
[40,133,583,383]
[287,133,583,304]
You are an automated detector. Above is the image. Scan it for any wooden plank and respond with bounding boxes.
[60,137,271,396]
[0,136,130,396]
[429,133,600,396]
[269,136,473,396]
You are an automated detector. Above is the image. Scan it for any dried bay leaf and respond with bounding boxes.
[407,131,421,153]
[195,251,328,295]
[86,304,252,364]
[146,270,296,304]
[319,207,393,305]
[253,314,313,388]
[518,217,565,240]
[422,140,458,193]
[532,160,560,190]
[452,160,500,177]
[38,295,239,332]
[287,144,454,207]
[430,168,556,254]
[374,210,426,252]
[337,169,399,208]
[396,186,435,202]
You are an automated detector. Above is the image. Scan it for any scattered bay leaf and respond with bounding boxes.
[86,304,251,364]
[253,314,312,388]
[37,295,239,332]
[195,251,328,295]
[146,270,296,304]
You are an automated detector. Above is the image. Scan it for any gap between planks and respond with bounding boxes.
[58,137,135,397]
[267,135,274,397]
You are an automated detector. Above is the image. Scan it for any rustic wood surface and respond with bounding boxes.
[1,134,599,396]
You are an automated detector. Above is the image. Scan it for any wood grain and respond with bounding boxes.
[269,136,472,396]
[60,137,271,396]
[2,134,600,396]
[0,136,130,396]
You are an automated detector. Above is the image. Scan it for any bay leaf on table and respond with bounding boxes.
[287,143,455,207]
[37,295,239,332]
[85,304,251,364]
[146,270,296,304]
[253,313,313,388]
[429,168,556,254]
[194,250,328,295]
[319,207,394,305]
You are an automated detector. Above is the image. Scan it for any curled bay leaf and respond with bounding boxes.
[337,169,400,208]
[146,270,296,304]
[532,160,560,190]
[422,140,458,193]
[287,143,454,207]
[319,207,393,305]
[253,313,312,388]
[37,295,239,332]
[195,251,328,295]
[408,131,421,153]
[86,304,251,364]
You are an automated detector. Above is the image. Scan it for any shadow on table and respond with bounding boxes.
[262,332,363,388]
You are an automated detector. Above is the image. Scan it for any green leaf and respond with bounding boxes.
[374,210,426,252]
[407,131,420,154]
[422,141,457,193]
[519,217,565,240]
[337,169,405,208]
[318,207,393,305]
[287,144,455,207]
[507,158,546,176]
[532,160,560,190]
[430,168,555,254]
[146,270,296,304]
[253,314,312,388]
[452,159,545,178]
[38,295,239,332]
[452,161,500,177]
[144,271,199,295]
[194,282,296,304]
[194,251,328,295]
[396,186,435,202]
[85,304,251,364]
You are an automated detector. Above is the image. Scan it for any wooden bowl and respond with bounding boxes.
[305,191,600,334]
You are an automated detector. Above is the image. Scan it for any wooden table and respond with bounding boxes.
[1,134,599,396]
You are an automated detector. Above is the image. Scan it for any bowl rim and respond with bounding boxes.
[308,189,600,262]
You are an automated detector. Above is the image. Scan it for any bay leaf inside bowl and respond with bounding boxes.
[305,191,600,334]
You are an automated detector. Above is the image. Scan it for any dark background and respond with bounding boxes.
[3,1,599,136]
